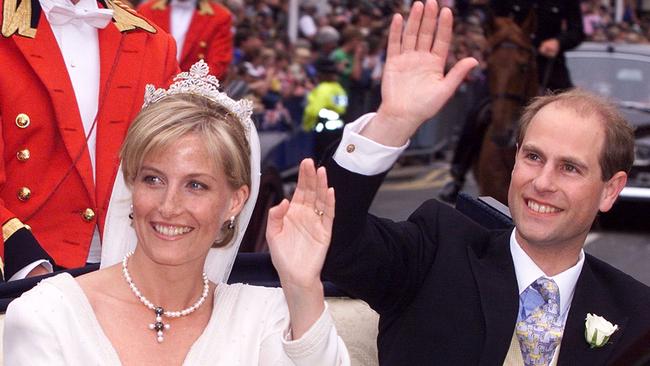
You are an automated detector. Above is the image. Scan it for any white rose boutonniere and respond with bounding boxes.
[585,313,618,348]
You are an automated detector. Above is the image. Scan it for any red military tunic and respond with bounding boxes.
[137,0,232,79]
[0,0,179,278]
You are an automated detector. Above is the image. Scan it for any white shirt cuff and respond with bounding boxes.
[333,113,409,176]
[282,302,348,364]
[8,260,53,282]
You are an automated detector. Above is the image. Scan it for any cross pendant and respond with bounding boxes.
[148,306,171,343]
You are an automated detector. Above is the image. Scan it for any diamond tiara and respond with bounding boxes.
[142,60,253,137]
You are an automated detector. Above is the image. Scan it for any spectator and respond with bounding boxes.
[138,0,233,79]
[303,58,348,160]
[330,26,364,92]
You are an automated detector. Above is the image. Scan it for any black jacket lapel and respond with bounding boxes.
[468,230,520,365]
[558,258,628,365]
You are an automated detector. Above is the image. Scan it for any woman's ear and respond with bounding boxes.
[228,185,250,218]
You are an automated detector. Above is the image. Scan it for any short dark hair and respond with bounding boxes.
[518,89,635,180]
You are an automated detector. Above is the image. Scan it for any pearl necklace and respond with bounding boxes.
[122,251,210,343]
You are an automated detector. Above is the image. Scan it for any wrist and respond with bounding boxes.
[279,274,324,294]
[360,108,414,147]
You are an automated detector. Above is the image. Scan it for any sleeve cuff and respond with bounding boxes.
[8,260,53,282]
[3,226,54,280]
[282,302,337,360]
[333,113,409,176]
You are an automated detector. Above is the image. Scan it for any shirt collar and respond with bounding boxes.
[510,229,585,319]
[170,0,196,10]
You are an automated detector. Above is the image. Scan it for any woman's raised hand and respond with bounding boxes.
[266,159,334,338]
[267,159,334,289]
[362,1,479,146]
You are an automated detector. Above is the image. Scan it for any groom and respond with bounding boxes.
[321,1,650,365]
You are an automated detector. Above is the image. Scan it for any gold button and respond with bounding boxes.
[197,53,205,60]
[15,113,30,128]
[17,187,31,201]
[199,41,207,48]
[346,144,356,153]
[16,149,30,161]
[82,208,96,222]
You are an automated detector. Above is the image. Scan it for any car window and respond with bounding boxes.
[566,55,650,105]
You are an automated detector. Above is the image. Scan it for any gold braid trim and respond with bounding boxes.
[2,218,31,242]
[2,0,37,38]
[105,0,156,33]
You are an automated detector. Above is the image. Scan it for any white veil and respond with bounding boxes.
[100,125,261,284]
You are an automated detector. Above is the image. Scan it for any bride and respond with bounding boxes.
[4,61,349,365]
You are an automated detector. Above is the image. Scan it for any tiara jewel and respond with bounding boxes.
[142,60,253,137]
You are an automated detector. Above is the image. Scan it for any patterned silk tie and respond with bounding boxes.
[516,277,564,366]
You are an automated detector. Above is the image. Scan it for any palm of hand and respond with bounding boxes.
[370,2,478,142]
[381,51,447,124]
[266,160,334,289]
[267,201,330,287]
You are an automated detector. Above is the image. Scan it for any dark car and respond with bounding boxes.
[566,42,650,227]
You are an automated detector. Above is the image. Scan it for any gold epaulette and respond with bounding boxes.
[106,0,156,33]
[150,0,213,15]
[197,0,213,16]
[2,218,31,241]
[2,0,156,37]
[150,0,166,11]
[2,0,37,38]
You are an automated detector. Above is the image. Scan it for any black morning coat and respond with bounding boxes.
[322,159,650,365]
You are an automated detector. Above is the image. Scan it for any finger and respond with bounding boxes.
[401,1,424,53]
[301,160,318,207]
[431,7,453,71]
[314,166,329,214]
[442,57,479,96]
[321,188,335,235]
[386,13,403,60]
[293,159,316,205]
[266,199,289,240]
[415,0,439,52]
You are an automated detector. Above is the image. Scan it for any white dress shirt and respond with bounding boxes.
[510,229,584,324]
[170,0,196,61]
[333,113,408,175]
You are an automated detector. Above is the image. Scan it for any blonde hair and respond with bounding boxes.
[121,94,251,247]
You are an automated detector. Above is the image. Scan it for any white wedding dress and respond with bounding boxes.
[4,274,347,365]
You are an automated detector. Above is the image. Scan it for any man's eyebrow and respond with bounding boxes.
[520,143,544,157]
[520,143,590,172]
[559,157,589,172]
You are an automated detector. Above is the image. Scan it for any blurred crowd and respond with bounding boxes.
[155,0,650,163]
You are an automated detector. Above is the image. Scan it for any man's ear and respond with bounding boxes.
[599,171,627,212]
